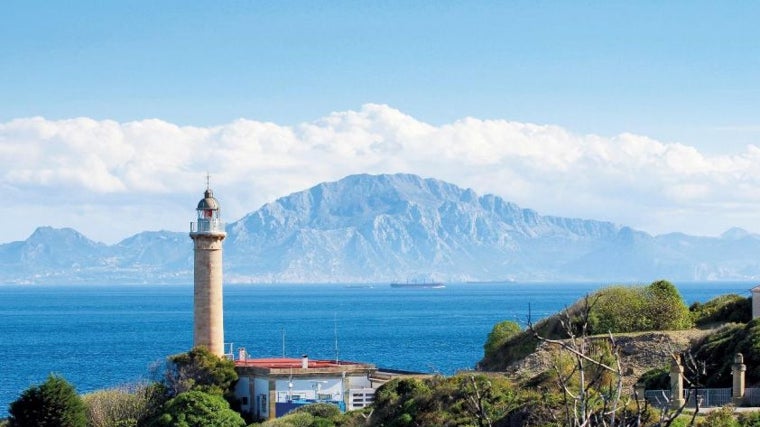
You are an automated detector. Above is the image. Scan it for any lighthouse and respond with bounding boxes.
[190,182,227,356]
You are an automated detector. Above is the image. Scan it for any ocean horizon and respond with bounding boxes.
[0,281,753,416]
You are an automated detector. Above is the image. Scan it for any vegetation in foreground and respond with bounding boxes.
[7,374,86,427]
[5,347,244,427]
[6,279,760,426]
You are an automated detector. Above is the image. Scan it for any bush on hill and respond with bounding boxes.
[587,280,692,334]
[690,294,751,326]
[483,320,521,361]
[587,285,648,333]
[479,280,693,371]
[478,314,562,371]
[645,280,693,330]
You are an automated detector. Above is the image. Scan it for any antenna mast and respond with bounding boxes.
[281,327,286,357]
[334,313,339,363]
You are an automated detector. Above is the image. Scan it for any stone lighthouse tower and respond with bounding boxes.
[190,182,227,356]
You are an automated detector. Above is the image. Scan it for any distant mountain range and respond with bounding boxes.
[3,173,760,284]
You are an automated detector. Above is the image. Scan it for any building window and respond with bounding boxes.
[260,395,267,413]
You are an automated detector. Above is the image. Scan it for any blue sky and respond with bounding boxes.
[4,1,759,150]
[2,1,760,243]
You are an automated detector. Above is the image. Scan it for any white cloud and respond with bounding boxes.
[2,104,760,244]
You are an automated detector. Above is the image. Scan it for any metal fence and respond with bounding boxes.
[644,390,670,408]
[688,388,732,407]
[745,387,760,406]
[645,388,732,408]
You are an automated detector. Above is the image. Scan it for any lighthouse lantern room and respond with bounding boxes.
[192,187,224,233]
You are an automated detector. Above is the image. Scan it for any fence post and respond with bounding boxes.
[733,352,747,406]
[670,354,685,410]
[634,382,646,404]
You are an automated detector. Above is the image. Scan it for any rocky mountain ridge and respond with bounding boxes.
[2,173,760,284]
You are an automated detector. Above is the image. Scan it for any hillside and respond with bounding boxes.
[506,330,711,390]
[4,173,760,284]
[480,284,754,394]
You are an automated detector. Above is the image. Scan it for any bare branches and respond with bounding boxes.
[463,375,493,427]
[526,294,645,427]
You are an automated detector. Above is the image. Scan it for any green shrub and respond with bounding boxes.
[738,410,760,426]
[690,319,760,387]
[668,415,693,427]
[162,347,238,397]
[290,402,341,420]
[82,385,153,427]
[259,411,315,427]
[691,294,751,326]
[697,406,738,427]
[153,390,245,427]
[8,374,86,427]
[371,374,528,426]
[483,320,521,360]
[646,280,693,330]
[310,417,334,427]
[480,280,692,371]
[588,280,692,334]
[588,286,649,333]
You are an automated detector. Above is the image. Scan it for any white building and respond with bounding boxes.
[234,354,397,420]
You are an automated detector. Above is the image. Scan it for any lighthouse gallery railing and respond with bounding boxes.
[190,219,225,233]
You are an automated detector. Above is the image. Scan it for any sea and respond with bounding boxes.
[0,281,753,416]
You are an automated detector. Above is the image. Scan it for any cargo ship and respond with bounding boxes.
[390,282,445,289]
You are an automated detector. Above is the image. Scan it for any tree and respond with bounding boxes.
[483,320,521,360]
[645,280,692,331]
[152,390,245,427]
[587,280,692,334]
[8,374,86,427]
[161,347,238,397]
[588,286,648,333]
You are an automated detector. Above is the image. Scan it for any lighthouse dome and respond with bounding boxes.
[197,189,220,211]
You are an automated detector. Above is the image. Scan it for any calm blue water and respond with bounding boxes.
[0,281,752,416]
